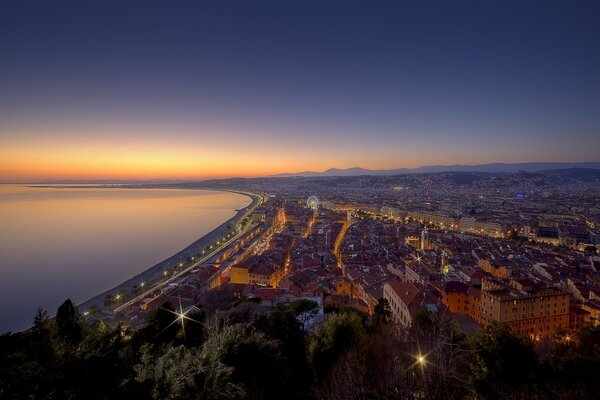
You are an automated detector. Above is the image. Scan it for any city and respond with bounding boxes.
[2,0,600,399]
[98,169,600,341]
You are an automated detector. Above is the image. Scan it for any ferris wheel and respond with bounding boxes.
[307,195,319,210]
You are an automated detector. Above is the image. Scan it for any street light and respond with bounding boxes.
[176,310,185,323]
[413,352,427,369]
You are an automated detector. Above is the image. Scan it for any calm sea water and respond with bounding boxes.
[0,185,250,332]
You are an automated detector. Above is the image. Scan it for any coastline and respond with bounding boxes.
[77,189,260,312]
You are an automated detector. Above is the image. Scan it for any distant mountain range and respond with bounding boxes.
[269,162,600,178]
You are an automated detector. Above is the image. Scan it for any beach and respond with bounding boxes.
[77,189,260,311]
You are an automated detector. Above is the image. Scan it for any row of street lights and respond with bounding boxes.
[85,210,259,315]
[115,201,259,311]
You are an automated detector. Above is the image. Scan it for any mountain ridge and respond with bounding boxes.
[269,162,600,177]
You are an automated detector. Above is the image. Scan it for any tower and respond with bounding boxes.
[441,250,449,274]
[420,227,430,250]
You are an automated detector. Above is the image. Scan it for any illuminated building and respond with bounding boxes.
[479,279,570,339]
[420,227,432,250]
[384,281,439,327]
[459,217,505,238]
[405,235,420,249]
[478,258,512,279]
[442,281,481,323]
[383,281,421,327]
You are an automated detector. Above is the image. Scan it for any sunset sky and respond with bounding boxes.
[1,1,599,182]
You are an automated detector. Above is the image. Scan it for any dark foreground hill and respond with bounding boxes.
[1,295,599,400]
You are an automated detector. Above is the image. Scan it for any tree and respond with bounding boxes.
[200,319,248,399]
[223,331,289,400]
[253,307,312,398]
[104,293,114,307]
[31,308,53,364]
[371,298,392,329]
[308,312,365,385]
[317,326,405,400]
[55,299,82,343]
[472,322,538,398]
[288,299,319,316]
[177,309,206,348]
[135,344,203,400]
[139,302,180,344]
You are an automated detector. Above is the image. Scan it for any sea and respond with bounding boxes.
[0,184,251,332]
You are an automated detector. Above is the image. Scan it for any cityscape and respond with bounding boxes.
[1,1,600,400]
[102,168,600,343]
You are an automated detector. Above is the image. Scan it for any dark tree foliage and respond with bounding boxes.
[286,299,319,315]
[371,298,392,329]
[2,297,600,400]
[176,309,206,348]
[535,327,600,399]
[472,322,539,398]
[308,312,364,385]
[233,296,261,307]
[31,308,54,365]
[137,301,180,344]
[221,331,290,400]
[55,299,83,344]
[253,304,312,398]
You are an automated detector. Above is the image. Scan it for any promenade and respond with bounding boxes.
[77,190,261,312]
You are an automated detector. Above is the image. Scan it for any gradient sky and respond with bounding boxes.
[1,1,599,181]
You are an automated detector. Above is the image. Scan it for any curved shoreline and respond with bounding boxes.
[77,189,260,311]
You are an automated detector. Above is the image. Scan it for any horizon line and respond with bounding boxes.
[3,160,600,184]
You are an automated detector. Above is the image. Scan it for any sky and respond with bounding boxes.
[1,1,599,181]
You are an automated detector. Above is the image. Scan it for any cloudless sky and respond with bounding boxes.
[1,1,599,181]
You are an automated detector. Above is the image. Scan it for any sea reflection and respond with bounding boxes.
[0,185,250,332]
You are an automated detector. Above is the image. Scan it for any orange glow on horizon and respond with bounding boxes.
[0,123,337,181]
[0,122,423,181]
[1,120,561,182]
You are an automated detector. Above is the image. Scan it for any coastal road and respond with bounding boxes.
[113,223,259,314]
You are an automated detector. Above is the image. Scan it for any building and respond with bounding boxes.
[381,206,404,219]
[479,279,570,339]
[478,258,512,279]
[420,227,432,250]
[442,281,470,313]
[229,265,250,284]
[405,262,430,285]
[460,217,504,237]
[405,235,420,249]
[229,262,283,287]
[569,305,591,331]
[442,281,481,323]
[405,210,458,228]
[383,281,421,327]
[581,300,600,327]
